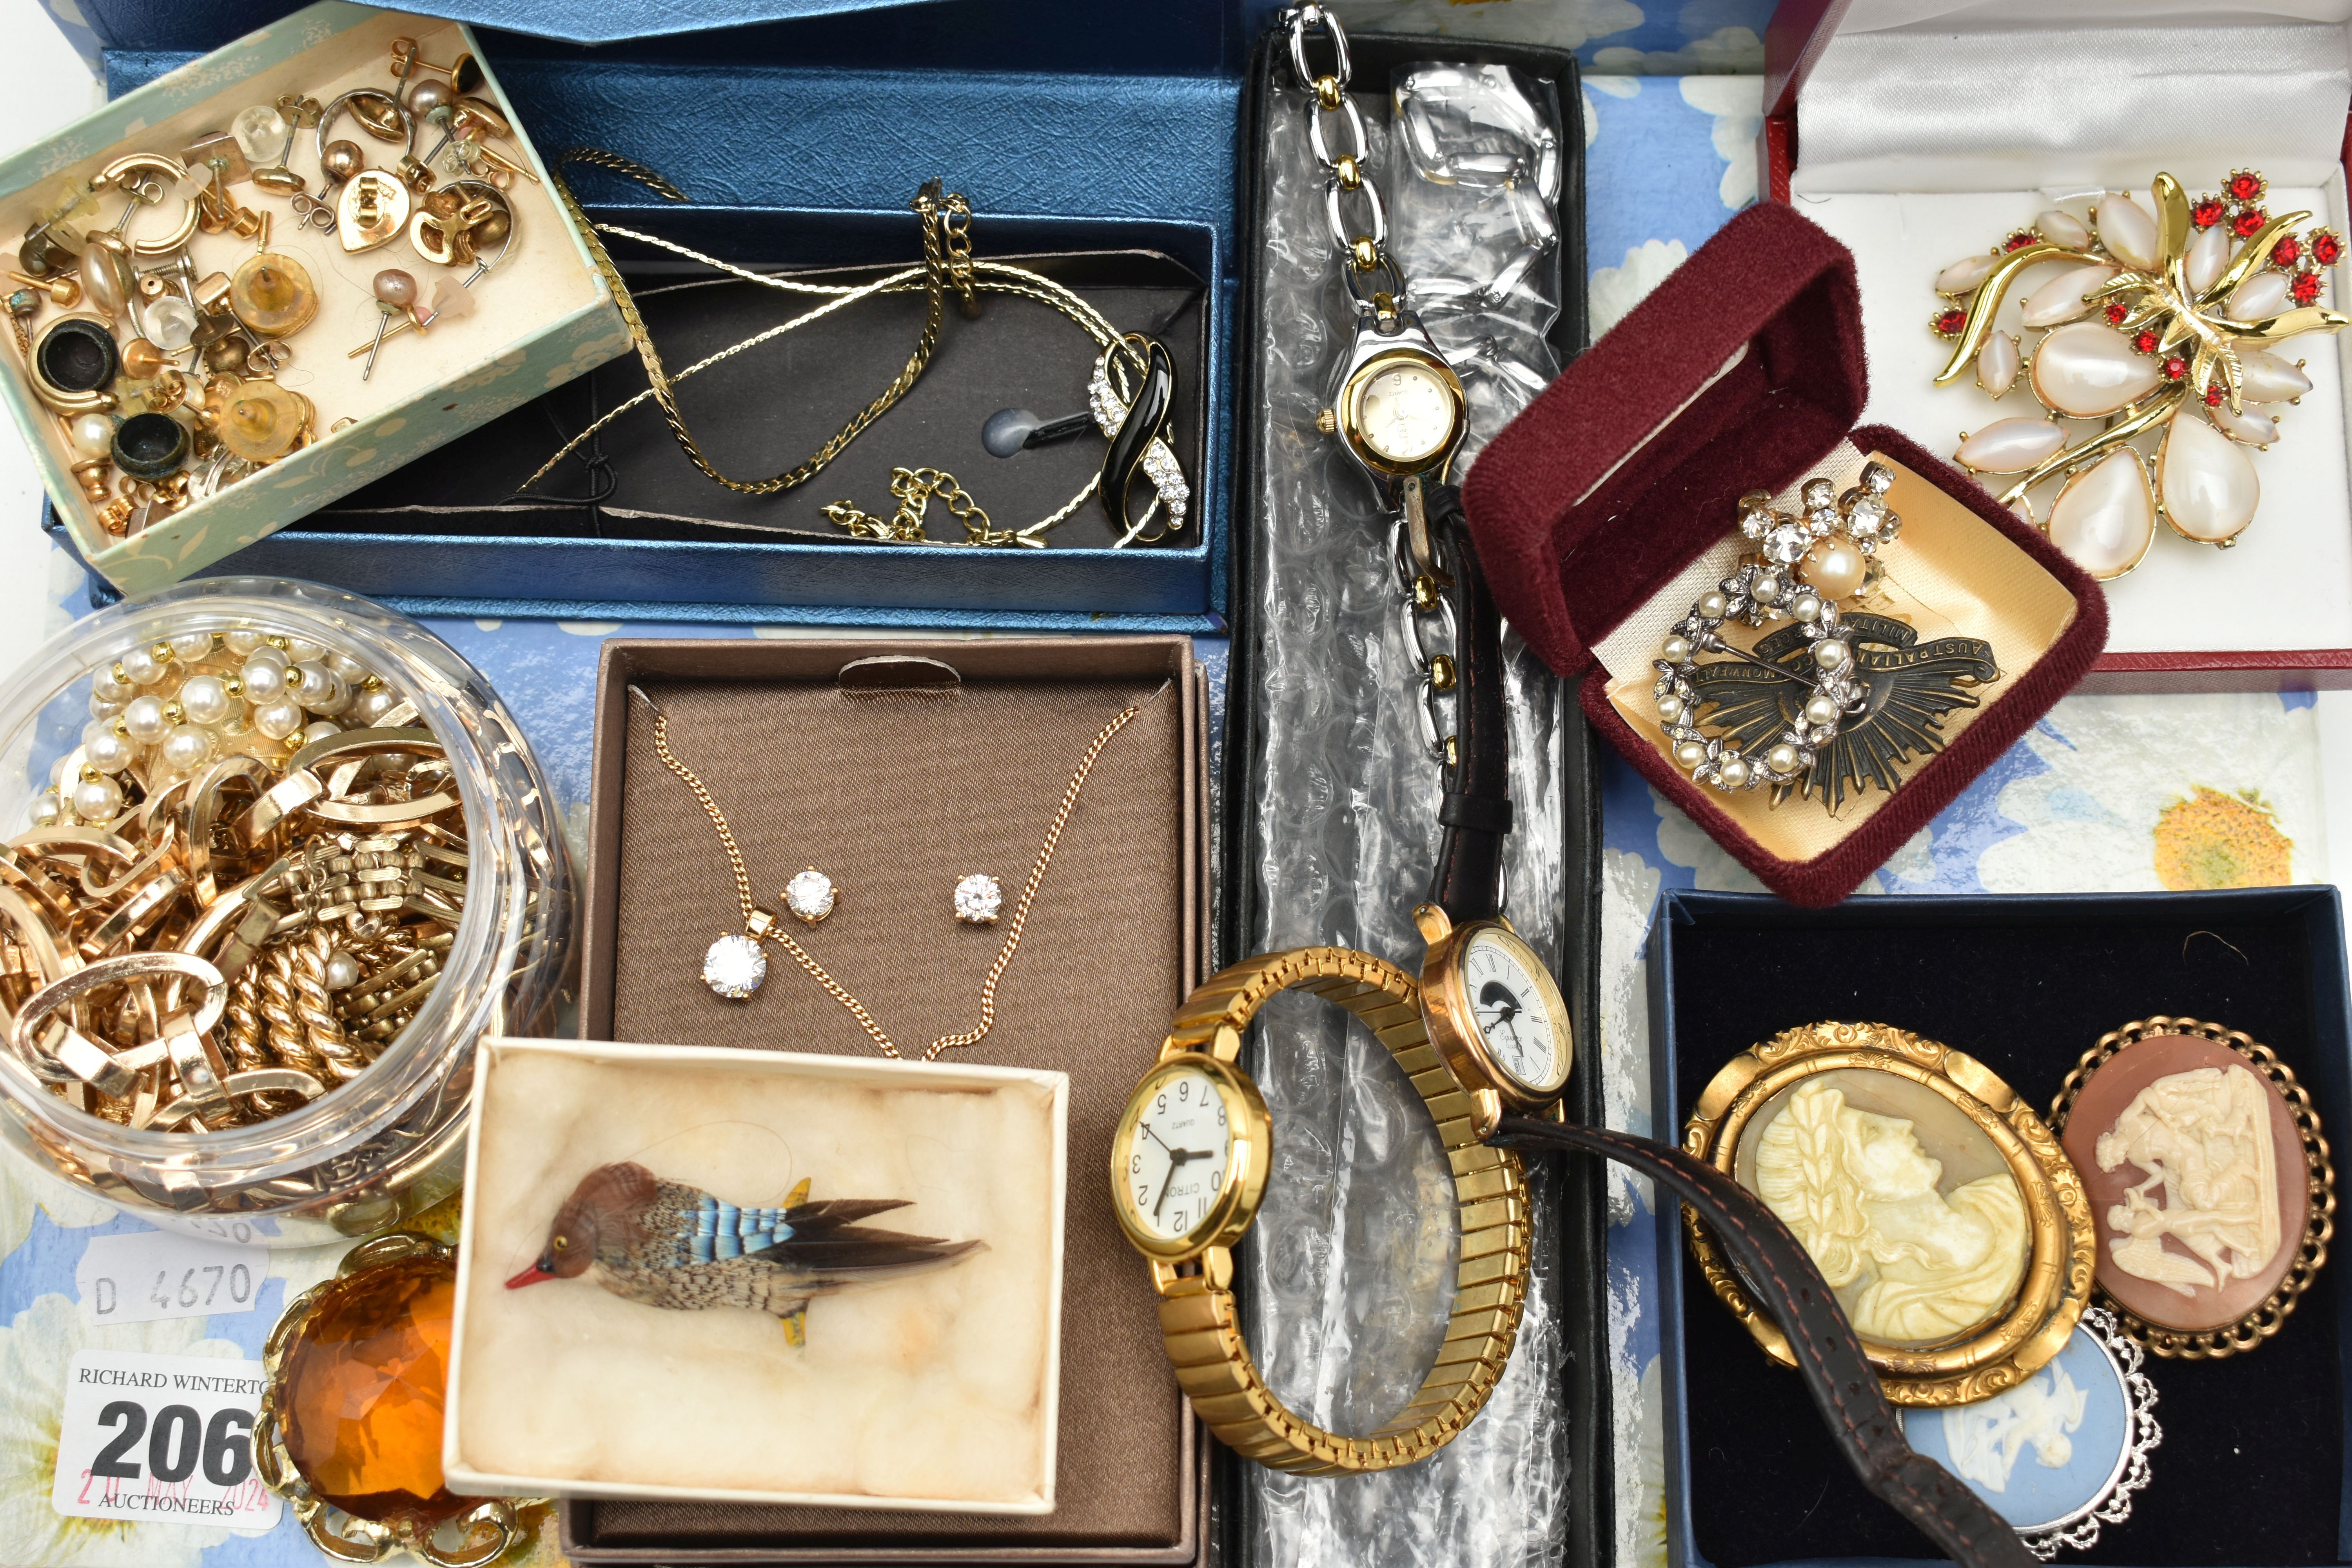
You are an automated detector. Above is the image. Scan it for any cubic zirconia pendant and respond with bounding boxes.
[953,873,1003,925]
[702,933,766,999]
[783,868,836,925]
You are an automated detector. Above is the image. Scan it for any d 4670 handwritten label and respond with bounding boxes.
[76,1230,266,1325]
[51,1351,283,1530]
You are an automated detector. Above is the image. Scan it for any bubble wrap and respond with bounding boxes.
[1238,73,1569,1568]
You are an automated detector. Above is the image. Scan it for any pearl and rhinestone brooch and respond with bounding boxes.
[1931,170,2348,579]
[1653,463,2000,810]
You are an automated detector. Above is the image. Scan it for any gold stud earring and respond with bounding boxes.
[953,875,1002,925]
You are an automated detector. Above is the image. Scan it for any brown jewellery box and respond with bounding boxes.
[563,636,1211,1564]
[1463,202,2110,907]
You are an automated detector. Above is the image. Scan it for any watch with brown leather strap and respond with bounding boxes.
[1109,5,2032,1563]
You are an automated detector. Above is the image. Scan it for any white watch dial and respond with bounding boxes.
[1122,1065,1234,1241]
[1357,361,1456,466]
[1463,928,1572,1095]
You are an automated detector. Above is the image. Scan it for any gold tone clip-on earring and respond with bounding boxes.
[343,181,514,372]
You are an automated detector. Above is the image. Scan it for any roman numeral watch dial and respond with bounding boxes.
[1415,905,1574,1134]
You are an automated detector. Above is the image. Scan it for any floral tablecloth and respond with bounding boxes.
[0,17,2343,1568]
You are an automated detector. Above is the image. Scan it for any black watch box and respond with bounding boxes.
[1219,18,1605,1568]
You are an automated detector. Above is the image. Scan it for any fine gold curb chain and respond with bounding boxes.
[538,148,963,498]
[631,685,1158,1060]
[530,150,1169,548]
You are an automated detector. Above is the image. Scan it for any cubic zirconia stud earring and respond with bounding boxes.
[953,873,1002,925]
[784,868,837,925]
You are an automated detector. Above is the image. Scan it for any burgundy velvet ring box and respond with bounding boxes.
[1463,203,2109,906]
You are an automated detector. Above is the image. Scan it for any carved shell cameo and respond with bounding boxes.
[2053,1019,2335,1353]
[1736,1069,2032,1350]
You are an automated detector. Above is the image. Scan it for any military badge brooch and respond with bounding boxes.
[1653,461,2001,811]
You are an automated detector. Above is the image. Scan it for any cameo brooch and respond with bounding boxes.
[2049,1015,2336,1356]
[1902,1307,2160,1559]
[1684,1021,2096,1405]
[1929,171,2349,578]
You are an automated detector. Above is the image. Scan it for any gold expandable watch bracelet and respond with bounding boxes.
[1142,946,1529,1474]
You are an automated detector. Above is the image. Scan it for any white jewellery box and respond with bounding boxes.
[1764,0,2352,690]
[443,1036,1068,1514]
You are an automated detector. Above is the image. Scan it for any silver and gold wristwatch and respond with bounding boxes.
[1290,4,1470,571]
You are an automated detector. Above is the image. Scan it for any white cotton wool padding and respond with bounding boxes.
[447,1040,1064,1511]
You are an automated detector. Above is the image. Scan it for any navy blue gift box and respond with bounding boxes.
[50,0,1287,628]
[1646,888,2352,1568]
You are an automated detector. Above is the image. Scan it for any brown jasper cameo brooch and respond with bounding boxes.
[1685,1022,2096,1406]
[2051,1017,2337,1356]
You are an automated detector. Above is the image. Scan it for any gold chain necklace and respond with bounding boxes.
[529,152,1184,547]
[630,686,1154,1061]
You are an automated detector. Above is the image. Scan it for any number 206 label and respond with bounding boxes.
[51,1351,283,1530]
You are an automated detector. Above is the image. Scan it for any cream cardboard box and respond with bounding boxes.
[1763,0,2352,689]
[444,1036,1068,1515]
[0,2,628,594]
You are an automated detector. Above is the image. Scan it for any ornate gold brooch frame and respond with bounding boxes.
[1684,1021,2095,1406]
[1930,171,2348,579]
[256,1233,539,1566]
[2050,1016,2336,1359]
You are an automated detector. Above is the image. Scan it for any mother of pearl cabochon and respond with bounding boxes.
[1956,417,2064,474]
[2020,263,2117,329]
[2047,448,2156,580]
[2059,1032,2309,1333]
[2031,321,2164,417]
[2160,414,2259,542]
[2094,190,2160,270]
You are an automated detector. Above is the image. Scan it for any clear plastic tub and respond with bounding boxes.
[0,577,571,1245]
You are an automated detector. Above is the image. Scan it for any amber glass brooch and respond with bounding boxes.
[256,1233,541,1565]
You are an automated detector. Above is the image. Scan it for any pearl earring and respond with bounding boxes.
[782,868,837,925]
[953,874,1002,925]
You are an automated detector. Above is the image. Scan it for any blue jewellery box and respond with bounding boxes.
[62,0,1262,627]
[1646,887,2352,1568]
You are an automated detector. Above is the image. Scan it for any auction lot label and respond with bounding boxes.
[51,1350,283,1530]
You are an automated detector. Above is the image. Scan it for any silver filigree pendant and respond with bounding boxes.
[702,933,767,999]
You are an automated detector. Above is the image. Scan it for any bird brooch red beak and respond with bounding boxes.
[504,1160,984,1348]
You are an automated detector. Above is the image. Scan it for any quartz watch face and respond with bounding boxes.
[1119,1061,1239,1245]
[1354,358,1459,468]
[1461,926,1572,1096]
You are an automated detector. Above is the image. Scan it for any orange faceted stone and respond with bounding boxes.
[283,1257,466,1525]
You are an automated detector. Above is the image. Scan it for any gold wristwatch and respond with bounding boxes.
[1109,945,1550,1473]
[1412,904,1574,1138]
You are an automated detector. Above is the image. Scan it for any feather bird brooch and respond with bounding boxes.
[506,1161,984,1347]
